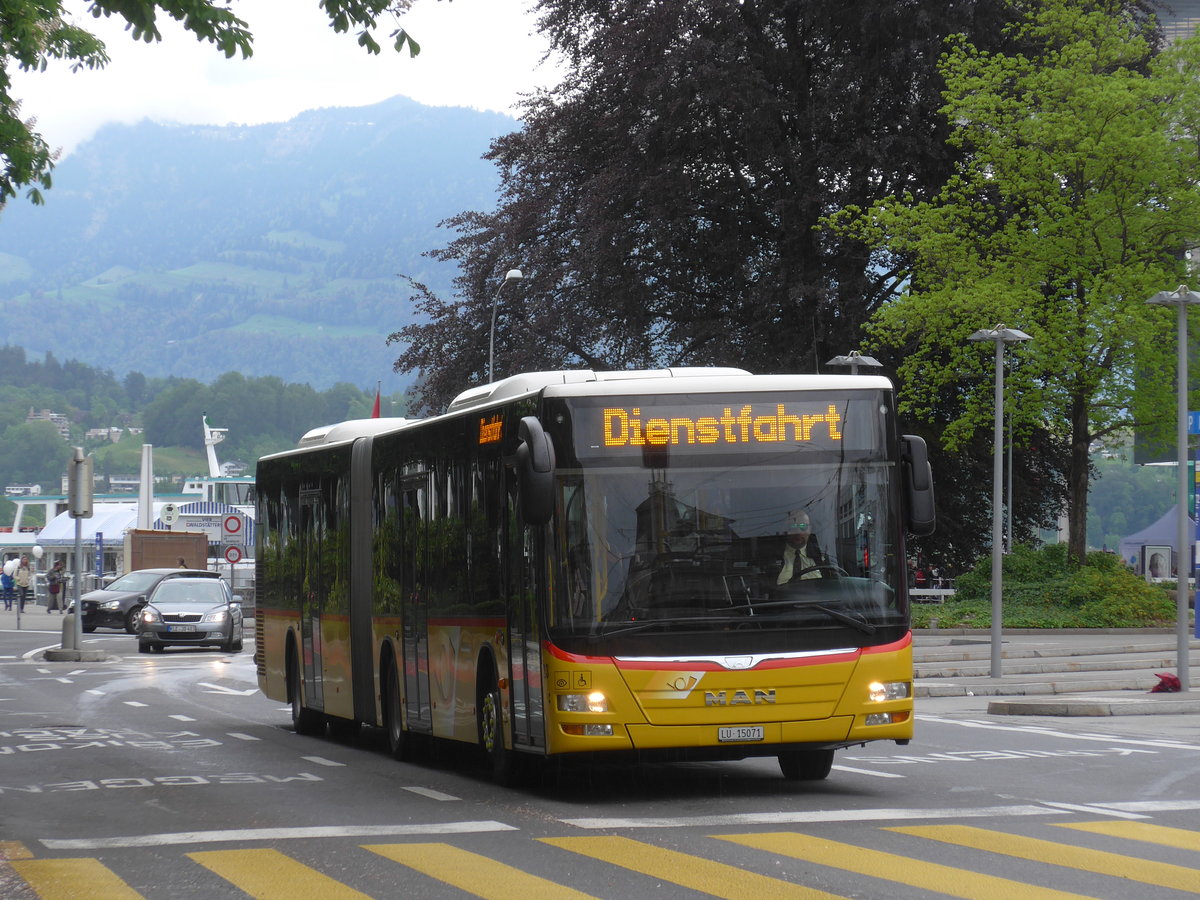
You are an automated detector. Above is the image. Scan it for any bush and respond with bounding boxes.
[914,543,1177,628]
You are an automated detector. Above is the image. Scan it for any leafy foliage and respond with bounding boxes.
[912,543,1176,628]
[392,0,1022,412]
[843,0,1199,562]
[0,344,401,486]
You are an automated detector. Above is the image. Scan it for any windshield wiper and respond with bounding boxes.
[590,614,751,640]
[745,598,877,635]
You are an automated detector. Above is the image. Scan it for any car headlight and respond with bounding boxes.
[100,600,121,610]
[141,607,162,624]
[203,609,228,624]
[868,680,910,702]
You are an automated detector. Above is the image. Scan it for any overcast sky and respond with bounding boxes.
[13,0,560,158]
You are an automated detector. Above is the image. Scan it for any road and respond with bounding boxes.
[2,620,1198,898]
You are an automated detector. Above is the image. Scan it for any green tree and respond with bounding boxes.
[845,0,1200,563]
[1,0,427,206]
[0,420,70,485]
[392,0,1031,412]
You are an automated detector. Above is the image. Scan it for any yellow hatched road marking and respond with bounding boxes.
[1056,820,1200,852]
[364,842,597,899]
[0,841,33,860]
[540,835,841,899]
[9,858,142,900]
[716,832,1091,900]
[188,848,371,899]
[890,824,1200,893]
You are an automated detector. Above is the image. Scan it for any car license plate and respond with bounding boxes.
[718,725,764,742]
[167,625,197,633]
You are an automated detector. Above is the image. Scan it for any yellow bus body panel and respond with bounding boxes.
[544,636,912,755]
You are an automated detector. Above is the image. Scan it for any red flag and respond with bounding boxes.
[371,385,381,418]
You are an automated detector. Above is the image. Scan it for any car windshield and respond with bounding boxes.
[151,582,226,605]
[104,572,163,592]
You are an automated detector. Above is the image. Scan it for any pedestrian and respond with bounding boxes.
[46,560,65,613]
[13,555,33,613]
[1,564,13,611]
[177,557,187,568]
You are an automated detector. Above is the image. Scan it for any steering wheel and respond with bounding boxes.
[790,563,849,580]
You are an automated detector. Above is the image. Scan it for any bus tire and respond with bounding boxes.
[478,680,514,784]
[778,749,834,781]
[288,647,324,736]
[383,656,409,760]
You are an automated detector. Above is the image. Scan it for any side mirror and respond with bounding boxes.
[517,416,556,526]
[900,434,936,536]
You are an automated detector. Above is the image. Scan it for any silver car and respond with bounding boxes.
[137,577,244,654]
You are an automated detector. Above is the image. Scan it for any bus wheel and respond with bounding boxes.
[383,658,408,760]
[288,650,324,736]
[478,682,513,784]
[778,749,834,781]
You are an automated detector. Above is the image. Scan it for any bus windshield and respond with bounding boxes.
[548,391,905,655]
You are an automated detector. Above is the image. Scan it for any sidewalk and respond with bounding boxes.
[914,628,1200,717]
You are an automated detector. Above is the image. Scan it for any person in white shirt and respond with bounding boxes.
[775,511,824,585]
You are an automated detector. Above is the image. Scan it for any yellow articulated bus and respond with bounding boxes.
[254,368,935,783]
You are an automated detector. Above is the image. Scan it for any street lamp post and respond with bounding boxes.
[487,269,523,383]
[825,350,883,376]
[1147,285,1200,692]
[968,324,1032,678]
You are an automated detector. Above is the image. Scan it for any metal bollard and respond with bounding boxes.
[61,613,77,651]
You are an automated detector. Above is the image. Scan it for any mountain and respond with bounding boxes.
[0,96,513,391]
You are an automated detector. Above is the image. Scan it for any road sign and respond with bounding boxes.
[223,545,243,564]
[161,503,180,526]
[1190,410,1200,435]
[222,514,245,544]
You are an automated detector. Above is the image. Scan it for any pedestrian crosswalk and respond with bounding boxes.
[5,820,1198,898]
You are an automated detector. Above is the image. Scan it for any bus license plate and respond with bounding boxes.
[718,725,764,742]
[168,625,197,633]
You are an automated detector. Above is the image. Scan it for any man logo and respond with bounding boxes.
[705,689,776,706]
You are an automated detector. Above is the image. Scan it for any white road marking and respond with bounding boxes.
[831,764,905,778]
[402,786,460,801]
[197,682,258,696]
[86,689,104,696]
[41,821,518,850]
[170,715,196,721]
[124,701,148,707]
[1038,801,1149,820]
[300,756,345,767]
[915,714,1200,751]
[559,804,1065,830]
[227,732,260,741]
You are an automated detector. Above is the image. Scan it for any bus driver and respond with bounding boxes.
[774,510,825,584]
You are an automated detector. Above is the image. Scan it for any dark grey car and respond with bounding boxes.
[137,577,244,653]
[69,568,221,633]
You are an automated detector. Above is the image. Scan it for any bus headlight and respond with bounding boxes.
[868,681,910,703]
[557,692,608,713]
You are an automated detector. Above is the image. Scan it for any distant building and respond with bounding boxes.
[4,484,42,497]
[85,427,124,443]
[25,408,70,441]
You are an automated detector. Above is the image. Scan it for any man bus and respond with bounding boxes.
[254,368,934,783]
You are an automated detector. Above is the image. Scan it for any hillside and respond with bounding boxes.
[0,96,513,391]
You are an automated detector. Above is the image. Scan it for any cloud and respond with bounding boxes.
[12,0,559,157]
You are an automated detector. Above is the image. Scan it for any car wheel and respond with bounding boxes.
[137,642,150,654]
[82,624,96,634]
[124,606,143,634]
[151,644,165,654]
[778,749,834,781]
